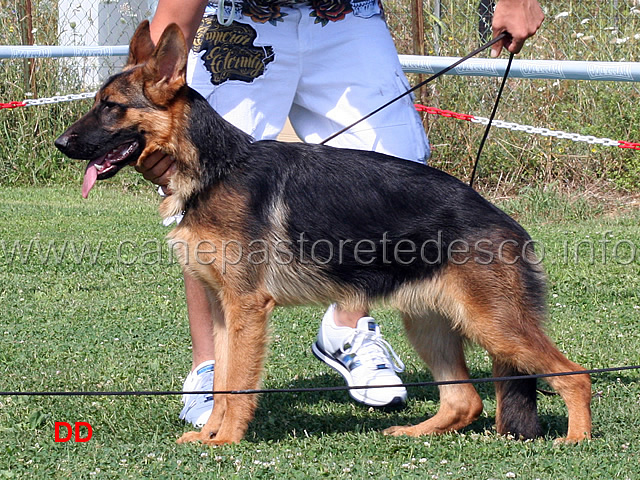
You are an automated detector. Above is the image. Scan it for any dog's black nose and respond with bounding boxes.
[54,133,71,153]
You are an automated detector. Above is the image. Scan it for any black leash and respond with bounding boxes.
[469,51,515,188]
[320,32,509,147]
[1,364,638,397]
[319,32,510,146]
[320,32,514,189]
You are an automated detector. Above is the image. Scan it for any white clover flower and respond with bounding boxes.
[612,37,629,44]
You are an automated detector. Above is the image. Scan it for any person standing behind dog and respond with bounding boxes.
[138,0,544,427]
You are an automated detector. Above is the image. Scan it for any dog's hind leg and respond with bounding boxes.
[509,346,591,444]
[484,333,591,443]
[492,358,542,439]
[448,262,592,443]
[543,358,592,444]
[384,310,483,437]
[178,290,275,445]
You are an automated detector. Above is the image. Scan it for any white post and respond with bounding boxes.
[433,0,441,56]
[57,0,155,87]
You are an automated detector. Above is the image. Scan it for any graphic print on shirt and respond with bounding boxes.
[192,16,275,85]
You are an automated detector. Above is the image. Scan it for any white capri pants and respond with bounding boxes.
[187,4,430,162]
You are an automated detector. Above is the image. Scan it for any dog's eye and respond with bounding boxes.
[101,100,125,112]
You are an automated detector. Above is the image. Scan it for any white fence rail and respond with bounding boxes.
[2,44,640,83]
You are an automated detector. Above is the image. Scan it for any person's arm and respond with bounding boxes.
[149,0,208,47]
[136,0,207,191]
[491,0,544,57]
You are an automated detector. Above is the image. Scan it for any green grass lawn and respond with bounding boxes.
[1,184,639,479]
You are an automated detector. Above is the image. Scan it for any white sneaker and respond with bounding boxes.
[179,360,215,427]
[312,305,407,408]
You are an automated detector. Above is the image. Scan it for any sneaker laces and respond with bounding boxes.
[340,328,405,374]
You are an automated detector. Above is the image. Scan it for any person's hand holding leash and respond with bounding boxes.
[135,150,176,195]
[491,0,544,57]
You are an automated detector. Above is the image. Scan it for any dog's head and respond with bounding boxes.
[54,20,188,197]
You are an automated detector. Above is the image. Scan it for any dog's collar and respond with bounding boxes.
[162,211,185,227]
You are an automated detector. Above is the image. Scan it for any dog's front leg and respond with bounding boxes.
[206,293,230,437]
[176,287,228,444]
[178,290,274,445]
[200,291,229,439]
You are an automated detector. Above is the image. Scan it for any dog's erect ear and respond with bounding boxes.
[142,23,188,103]
[126,20,155,68]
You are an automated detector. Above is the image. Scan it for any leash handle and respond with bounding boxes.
[319,32,509,146]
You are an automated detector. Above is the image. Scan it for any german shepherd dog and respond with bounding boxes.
[55,21,592,445]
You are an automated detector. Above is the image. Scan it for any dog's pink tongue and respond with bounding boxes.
[82,164,98,199]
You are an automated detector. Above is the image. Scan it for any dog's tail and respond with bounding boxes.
[493,361,543,439]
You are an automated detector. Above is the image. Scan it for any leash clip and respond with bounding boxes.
[217,0,236,26]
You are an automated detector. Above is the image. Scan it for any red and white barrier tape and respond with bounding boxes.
[0,92,96,110]
[0,101,27,109]
[1,93,638,151]
[415,104,640,151]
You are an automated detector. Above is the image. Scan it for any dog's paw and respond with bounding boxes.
[383,425,418,437]
[176,430,243,445]
[176,430,213,444]
[553,433,591,446]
